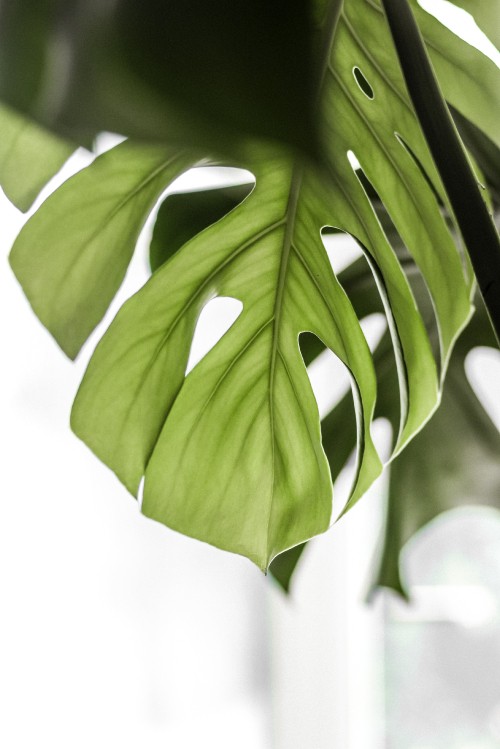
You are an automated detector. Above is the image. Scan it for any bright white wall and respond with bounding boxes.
[0,155,272,749]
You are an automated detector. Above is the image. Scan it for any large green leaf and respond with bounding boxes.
[266,0,500,587]
[0,103,73,211]
[410,0,500,150]
[67,0,485,568]
[269,146,500,592]
[382,0,500,339]
[71,156,381,569]
[9,0,500,570]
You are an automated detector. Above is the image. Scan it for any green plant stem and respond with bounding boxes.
[381,0,500,346]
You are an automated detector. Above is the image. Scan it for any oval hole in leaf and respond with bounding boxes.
[185,296,243,375]
[465,346,500,432]
[169,166,255,194]
[332,415,392,524]
[352,66,374,99]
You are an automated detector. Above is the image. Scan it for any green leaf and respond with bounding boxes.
[269,253,384,589]
[290,299,500,598]
[71,156,381,570]
[0,103,73,211]
[451,108,500,204]
[270,184,499,593]
[69,0,481,569]
[12,0,500,572]
[419,8,500,149]
[270,269,499,594]
[267,1,500,587]
[269,542,307,593]
[10,141,194,358]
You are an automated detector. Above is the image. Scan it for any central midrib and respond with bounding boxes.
[266,167,304,559]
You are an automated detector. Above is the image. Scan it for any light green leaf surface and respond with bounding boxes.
[10,141,194,358]
[270,188,499,593]
[69,0,478,568]
[72,156,380,569]
[0,103,73,211]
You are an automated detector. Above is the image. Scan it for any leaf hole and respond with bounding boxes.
[301,333,351,421]
[361,312,387,354]
[465,347,500,432]
[352,66,374,99]
[347,152,442,367]
[331,415,392,523]
[300,314,386,425]
[185,296,243,375]
[321,225,363,276]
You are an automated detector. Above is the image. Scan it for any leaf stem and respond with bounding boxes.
[380,0,500,346]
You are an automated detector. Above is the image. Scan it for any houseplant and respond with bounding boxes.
[1,0,499,594]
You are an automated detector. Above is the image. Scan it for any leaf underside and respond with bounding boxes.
[6,0,499,578]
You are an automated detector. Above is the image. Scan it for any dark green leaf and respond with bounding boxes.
[0,0,320,157]
[150,183,253,273]
[270,543,307,593]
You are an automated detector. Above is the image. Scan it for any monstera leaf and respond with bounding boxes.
[146,103,500,590]
[7,0,499,570]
